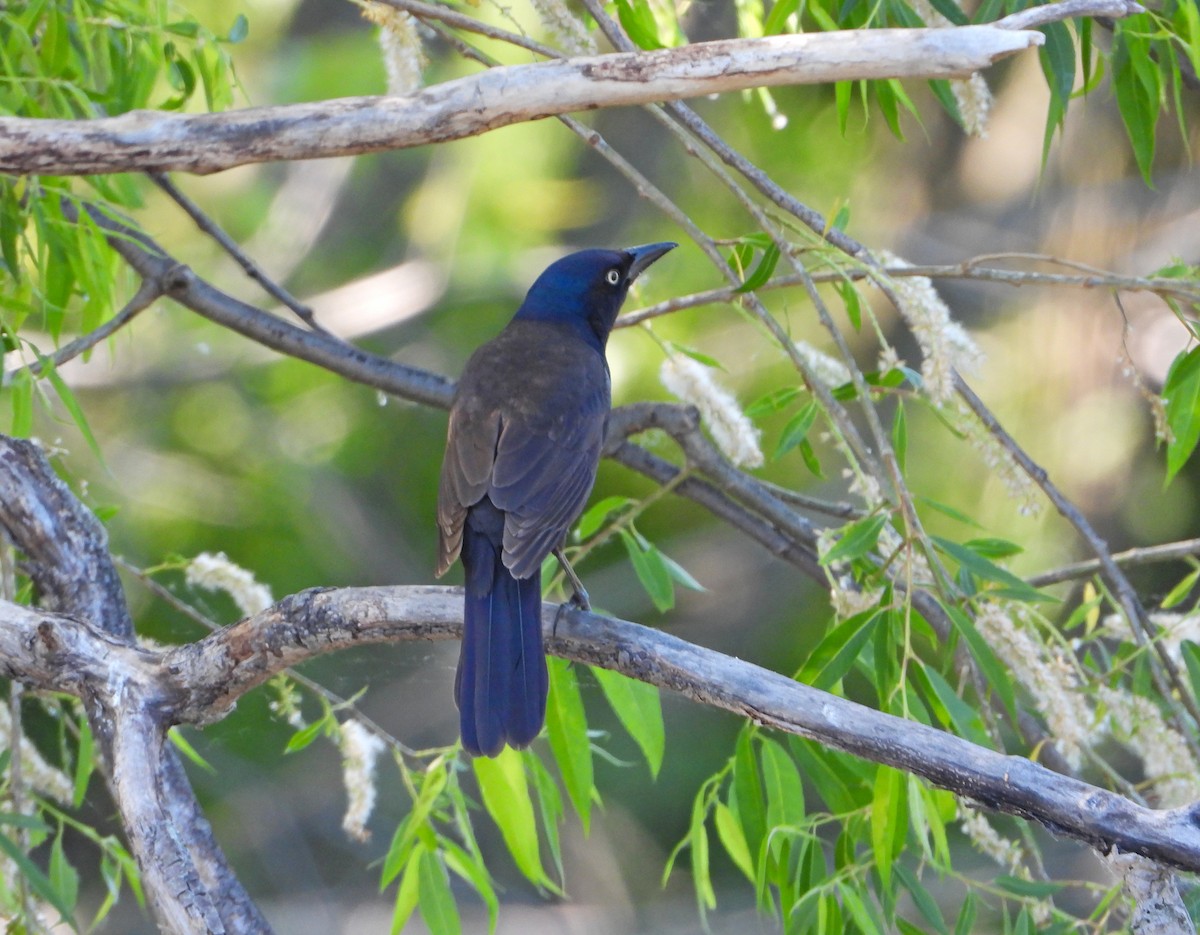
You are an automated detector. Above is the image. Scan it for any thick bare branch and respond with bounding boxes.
[6,584,1200,874]
[0,438,133,639]
[0,29,1042,176]
[0,437,269,935]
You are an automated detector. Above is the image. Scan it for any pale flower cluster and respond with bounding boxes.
[268,674,306,729]
[1099,685,1200,808]
[339,719,386,842]
[906,0,992,137]
[793,340,852,389]
[530,0,597,54]
[955,402,1041,516]
[361,1,426,95]
[660,355,764,468]
[185,552,274,617]
[976,603,1091,769]
[829,574,883,620]
[951,73,993,138]
[1104,611,1200,668]
[877,251,983,405]
[958,804,1022,871]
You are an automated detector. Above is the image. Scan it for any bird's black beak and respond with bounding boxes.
[625,242,677,282]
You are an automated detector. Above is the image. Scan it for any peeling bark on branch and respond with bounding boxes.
[0,28,1043,176]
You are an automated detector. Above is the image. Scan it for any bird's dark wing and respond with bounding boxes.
[436,405,501,577]
[490,383,609,578]
[438,320,611,581]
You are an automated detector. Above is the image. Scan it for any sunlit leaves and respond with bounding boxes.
[473,749,556,889]
[614,0,682,49]
[1039,22,1075,161]
[0,0,242,439]
[1113,16,1163,185]
[1163,345,1200,483]
[618,527,704,612]
[545,659,594,829]
[592,665,665,778]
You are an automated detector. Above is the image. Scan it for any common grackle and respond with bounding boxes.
[436,242,677,757]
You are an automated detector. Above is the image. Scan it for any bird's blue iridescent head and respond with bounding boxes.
[515,242,677,351]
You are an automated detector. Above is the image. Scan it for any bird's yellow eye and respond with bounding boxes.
[606,269,620,286]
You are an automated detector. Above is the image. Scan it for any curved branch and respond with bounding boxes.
[7,584,1200,873]
[0,29,1042,176]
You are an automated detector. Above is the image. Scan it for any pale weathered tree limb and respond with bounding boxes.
[6,579,1200,876]
[0,438,270,935]
[0,28,1043,176]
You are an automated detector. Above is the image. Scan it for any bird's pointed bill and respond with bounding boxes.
[625,242,677,281]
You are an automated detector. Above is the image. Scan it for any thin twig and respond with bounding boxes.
[377,0,563,58]
[149,172,329,335]
[1028,538,1200,588]
[13,278,161,379]
[955,373,1200,759]
[618,262,1200,327]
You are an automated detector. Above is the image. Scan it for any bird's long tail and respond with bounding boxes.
[455,500,547,757]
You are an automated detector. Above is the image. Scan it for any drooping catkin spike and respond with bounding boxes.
[185,551,273,616]
[660,354,764,468]
[361,1,426,95]
[339,719,386,842]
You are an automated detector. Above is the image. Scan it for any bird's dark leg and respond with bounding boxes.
[554,546,591,611]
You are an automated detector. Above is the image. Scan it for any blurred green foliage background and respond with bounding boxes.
[4,0,1200,928]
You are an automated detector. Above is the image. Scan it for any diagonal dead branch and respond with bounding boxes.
[149,172,327,335]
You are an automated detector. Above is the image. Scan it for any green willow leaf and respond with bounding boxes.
[442,840,499,933]
[933,536,1054,604]
[732,730,766,857]
[381,763,448,887]
[0,831,75,924]
[473,749,550,888]
[734,242,781,293]
[713,801,755,881]
[760,737,804,833]
[871,765,907,891]
[1039,21,1074,158]
[819,513,888,566]
[546,658,593,830]
[801,608,882,691]
[940,601,1018,719]
[1163,345,1200,482]
[774,401,819,459]
[592,665,665,777]
[615,0,666,49]
[417,848,461,935]
[688,790,717,912]
[763,0,800,33]
[619,529,674,612]
[48,829,80,923]
[388,850,421,935]
[1113,22,1159,185]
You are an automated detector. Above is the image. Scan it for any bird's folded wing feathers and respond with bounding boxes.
[490,395,608,579]
[436,408,502,576]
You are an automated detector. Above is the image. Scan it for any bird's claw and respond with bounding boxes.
[568,585,591,612]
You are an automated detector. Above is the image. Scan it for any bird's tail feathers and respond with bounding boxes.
[456,518,547,757]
